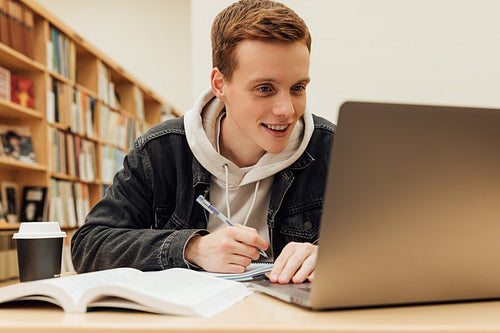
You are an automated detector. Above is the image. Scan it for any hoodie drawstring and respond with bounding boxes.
[223,163,260,226]
[224,164,231,220]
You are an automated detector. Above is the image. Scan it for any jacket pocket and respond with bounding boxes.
[277,201,322,243]
[154,207,185,230]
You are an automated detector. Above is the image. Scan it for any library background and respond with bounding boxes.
[0,0,181,282]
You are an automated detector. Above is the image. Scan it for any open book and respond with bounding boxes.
[0,267,252,317]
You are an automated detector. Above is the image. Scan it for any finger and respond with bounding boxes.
[231,225,268,251]
[291,255,316,284]
[277,251,308,284]
[186,230,256,272]
[216,255,253,273]
[270,243,317,283]
[218,235,261,261]
[269,243,296,282]
[307,270,315,282]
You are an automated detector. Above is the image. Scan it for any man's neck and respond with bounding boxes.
[219,117,264,168]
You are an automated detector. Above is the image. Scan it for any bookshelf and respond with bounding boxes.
[0,0,180,230]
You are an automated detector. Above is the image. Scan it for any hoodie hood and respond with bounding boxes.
[184,88,314,187]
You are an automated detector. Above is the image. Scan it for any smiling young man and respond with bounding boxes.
[71,0,335,284]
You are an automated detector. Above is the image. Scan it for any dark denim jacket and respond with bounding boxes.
[71,114,335,273]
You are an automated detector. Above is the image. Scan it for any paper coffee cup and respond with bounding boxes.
[13,222,67,282]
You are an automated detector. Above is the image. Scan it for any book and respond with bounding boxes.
[48,178,63,225]
[0,0,10,46]
[0,186,4,221]
[0,267,252,317]
[0,124,36,164]
[134,86,145,121]
[0,181,18,223]
[7,0,23,53]
[73,182,89,227]
[49,25,75,80]
[0,230,18,281]
[10,74,34,108]
[21,4,34,58]
[0,65,10,101]
[56,180,76,228]
[19,186,48,222]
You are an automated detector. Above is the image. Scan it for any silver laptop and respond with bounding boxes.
[251,101,500,310]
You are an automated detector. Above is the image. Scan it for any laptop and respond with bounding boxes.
[251,101,500,310]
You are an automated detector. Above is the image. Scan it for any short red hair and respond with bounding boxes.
[211,0,311,81]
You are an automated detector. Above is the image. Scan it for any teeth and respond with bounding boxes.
[265,124,288,131]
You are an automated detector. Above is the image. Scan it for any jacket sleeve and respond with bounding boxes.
[70,143,206,273]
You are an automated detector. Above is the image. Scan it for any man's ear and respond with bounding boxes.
[211,68,227,102]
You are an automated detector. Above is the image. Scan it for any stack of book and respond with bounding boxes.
[0,0,36,59]
[71,90,96,138]
[100,106,134,149]
[97,62,119,109]
[47,24,76,80]
[0,230,18,281]
[101,145,125,184]
[49,128,97,182]
[47,77,73,125]
[0,65,35,109]
[49,179,90,228]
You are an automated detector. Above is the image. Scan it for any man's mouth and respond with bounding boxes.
[263,124,289,131]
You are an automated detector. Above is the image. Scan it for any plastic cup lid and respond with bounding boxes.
[13,222,67,239]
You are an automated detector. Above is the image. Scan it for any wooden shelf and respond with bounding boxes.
[0,221,19,230]
[0,221,77,230]
[0,159,47,173]
[0,99,43,120]
[0,0,179,232]
[0,43,45,72]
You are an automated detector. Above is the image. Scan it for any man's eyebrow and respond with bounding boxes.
[297,77,311,84]
[248,77,311,85]
[248,78,278,85]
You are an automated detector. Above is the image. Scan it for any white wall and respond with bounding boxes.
[37,0,500,123]
[36,0,192,112]
[192,0,500,123]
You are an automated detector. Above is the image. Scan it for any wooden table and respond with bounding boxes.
[1,292,500,332]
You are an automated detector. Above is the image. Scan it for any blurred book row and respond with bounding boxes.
[49,128,97,182]
[0,182,46,224]
[49,179,90,228]
[0,0,36,59]
[0,178,90,229]
[0,230,18,281]
[0,66,35,109]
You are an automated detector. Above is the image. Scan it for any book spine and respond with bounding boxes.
[0,230,19,281]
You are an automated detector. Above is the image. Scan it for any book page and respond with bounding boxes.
[0,267,143,312]
[42,267,142,304]
[80,268,252,317]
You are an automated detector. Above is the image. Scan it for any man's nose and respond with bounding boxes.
[271,93,294,117]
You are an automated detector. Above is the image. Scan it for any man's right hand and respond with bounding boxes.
[184,225,268,273]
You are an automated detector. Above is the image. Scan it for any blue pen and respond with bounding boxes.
[196,195,268,258]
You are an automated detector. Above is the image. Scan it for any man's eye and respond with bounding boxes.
[258,86,272,93]
[291,85,305,92]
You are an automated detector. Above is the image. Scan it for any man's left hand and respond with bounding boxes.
[269,242,317,284]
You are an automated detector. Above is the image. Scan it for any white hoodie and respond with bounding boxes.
[184,88,314,259]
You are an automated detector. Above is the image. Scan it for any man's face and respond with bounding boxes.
[214,39,310,166]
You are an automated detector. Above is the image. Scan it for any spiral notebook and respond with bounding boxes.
[201,263,273,282]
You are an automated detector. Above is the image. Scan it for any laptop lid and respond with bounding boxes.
[254,101,500,310]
